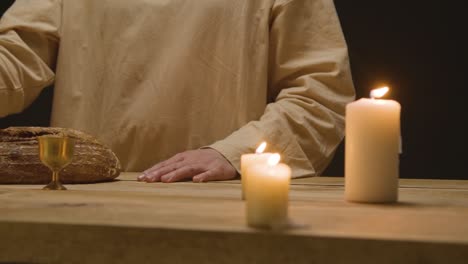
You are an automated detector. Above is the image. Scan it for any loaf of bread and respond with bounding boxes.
[0,127,121,184]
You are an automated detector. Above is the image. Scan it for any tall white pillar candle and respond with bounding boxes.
[240,142,272,200]
[345,87,401,203]
[246,154,291,229]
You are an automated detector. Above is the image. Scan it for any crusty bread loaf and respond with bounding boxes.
[0,127,121,184]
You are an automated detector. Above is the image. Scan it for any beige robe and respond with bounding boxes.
[0,0,355,177]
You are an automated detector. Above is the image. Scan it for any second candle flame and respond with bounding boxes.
[370,86,389,99]
[268,153,281,166]
[255,142,267,154]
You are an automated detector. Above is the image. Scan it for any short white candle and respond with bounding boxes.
[240,142,272,200]
[246,154,291,228]
[345,87,401,203]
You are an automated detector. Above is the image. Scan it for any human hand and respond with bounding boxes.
[137,149,238,183]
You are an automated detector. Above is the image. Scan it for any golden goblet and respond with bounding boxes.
[38,135,75,190]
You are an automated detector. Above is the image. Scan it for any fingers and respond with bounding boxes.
[192,170,213,183]
[193,166,237,183]
[145,163,181,182]
[143,164,235,183]
[143,162,206,183]
[137,149,237,183]
[137,154,185,181]
[160,165,204,183]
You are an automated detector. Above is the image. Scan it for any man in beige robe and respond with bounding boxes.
[0,0,355,182]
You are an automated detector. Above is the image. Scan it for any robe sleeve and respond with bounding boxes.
[210,0,356,178]
[0,0,61,118]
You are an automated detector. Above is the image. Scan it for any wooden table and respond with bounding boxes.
[1,173,467,264]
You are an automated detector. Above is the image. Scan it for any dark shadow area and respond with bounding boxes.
[324,1,466,179]
[0,86,53,129]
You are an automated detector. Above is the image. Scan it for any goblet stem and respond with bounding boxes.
[43,169,67,190]
[52,170,59,183]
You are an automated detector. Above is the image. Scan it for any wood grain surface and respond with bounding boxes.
[1,173,467,264]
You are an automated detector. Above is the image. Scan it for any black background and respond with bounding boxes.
[1,1,466,179]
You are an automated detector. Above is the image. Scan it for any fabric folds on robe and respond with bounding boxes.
[0,0,355,177]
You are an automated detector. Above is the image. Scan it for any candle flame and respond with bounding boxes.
[267,153,281,166]
[255,142,267,154]
[370,86,389,99]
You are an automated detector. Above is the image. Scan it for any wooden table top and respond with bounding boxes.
[1,173,467,264]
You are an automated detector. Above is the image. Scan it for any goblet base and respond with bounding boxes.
[43,181,67,190]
